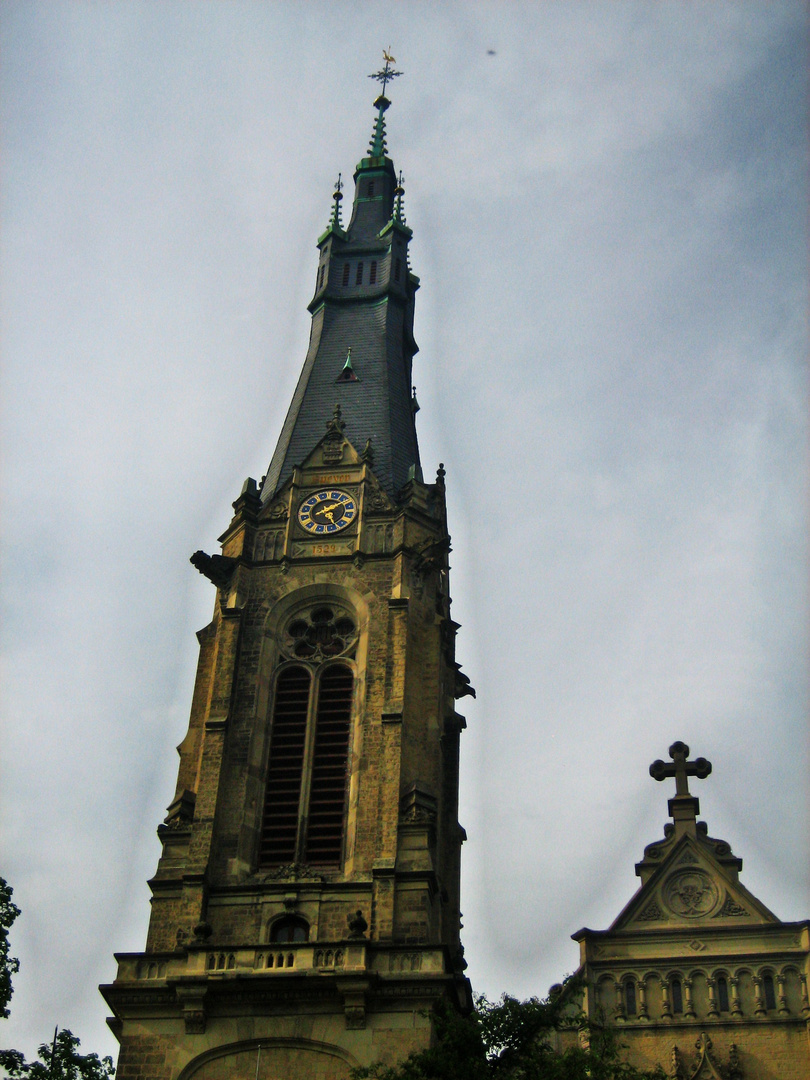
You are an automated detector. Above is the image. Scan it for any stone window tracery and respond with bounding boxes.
[281,605,358,662]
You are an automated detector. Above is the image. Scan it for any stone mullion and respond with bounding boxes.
[799,973,809,1016]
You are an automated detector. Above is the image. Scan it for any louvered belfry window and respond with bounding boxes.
[305,664,353,862]
[260,606,357,869]
[259,666,311,866]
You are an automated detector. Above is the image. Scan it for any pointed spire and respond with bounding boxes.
[367,49,402,158]
[329,173,344,229]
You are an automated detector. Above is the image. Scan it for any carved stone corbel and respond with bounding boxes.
[175,982,207,1034]
[339,977,370,1030]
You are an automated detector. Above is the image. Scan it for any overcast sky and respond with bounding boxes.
[1,1,807,1065]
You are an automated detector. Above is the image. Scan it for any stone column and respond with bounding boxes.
[707,977,718,1018]
[776,973,789,1016]
[753,975,765,1016]
[729,976,743,1017]
[614,980,625,1021]
[684,978,696,1019]
[637,978,649,1019]
[660,979,672,1019]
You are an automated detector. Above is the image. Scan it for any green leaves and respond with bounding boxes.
[0,879,21,1020]
[351,977,665,1080]
[1,1030,115,1080]
[0,879,115,1080]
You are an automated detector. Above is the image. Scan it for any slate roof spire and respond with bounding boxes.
[260,55,421,503]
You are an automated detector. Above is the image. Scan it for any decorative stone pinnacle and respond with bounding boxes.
[650,741,712,798]
[394,170,406,224]
[330,172,344,228]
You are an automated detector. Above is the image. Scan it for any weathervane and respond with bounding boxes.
[368,48,402,98]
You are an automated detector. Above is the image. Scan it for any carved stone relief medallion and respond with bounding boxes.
[663,869,720,918]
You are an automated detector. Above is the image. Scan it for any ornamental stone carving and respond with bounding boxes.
[663,869,720,918]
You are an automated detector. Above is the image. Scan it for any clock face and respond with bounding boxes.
[297,489,358,534]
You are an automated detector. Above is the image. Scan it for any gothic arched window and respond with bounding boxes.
[624,978,637,1015]
[763,973,777,1011]
[355,261,364,285]
[260,606,357,869]
[670,977,683,1014]
[716,975,730,1012]
[369,260,377,284]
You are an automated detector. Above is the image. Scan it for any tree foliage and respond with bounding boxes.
[352,979,665,1080]
[0,1030,114,1080]
[0,878,115,1080]
[0,880,21,1020]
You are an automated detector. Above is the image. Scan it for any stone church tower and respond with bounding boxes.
[101,64,473,1080]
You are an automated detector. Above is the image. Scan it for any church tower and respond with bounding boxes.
[101,60,473,1080]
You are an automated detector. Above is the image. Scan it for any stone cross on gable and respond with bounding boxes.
[650,740,712,796]
[650,741,713,832]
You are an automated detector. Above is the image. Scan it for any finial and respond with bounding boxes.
[367,49,402,157]
[326,402,346,432]
[362,438,375,464]
[436,462,446,487]
[330,172,344,228]
[411,385,420,414]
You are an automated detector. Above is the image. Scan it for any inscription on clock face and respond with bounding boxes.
[297,489,358,535]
